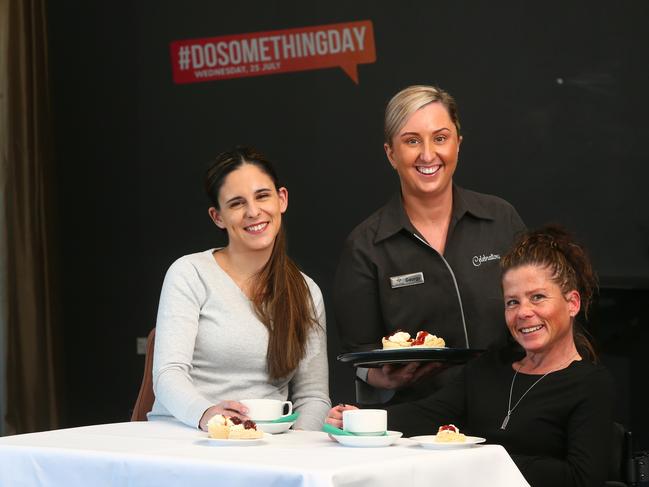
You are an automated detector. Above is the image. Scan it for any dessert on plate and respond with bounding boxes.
[410,331,445,348]
[381,330,445,349]
[435,424,466,443]
[381,330,414,349]
[207,414,264,440]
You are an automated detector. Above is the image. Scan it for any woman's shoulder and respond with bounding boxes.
[347,192,403,243]
[300,271,324,300]
[556,360,615,406]
[456,186,519,215]
[165,249,217,276]
[297,272,326,331]
[572,360,615,385]
[345,204,389,240]
[455,186,525,235]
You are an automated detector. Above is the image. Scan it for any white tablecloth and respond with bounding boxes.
[0,419,529,487]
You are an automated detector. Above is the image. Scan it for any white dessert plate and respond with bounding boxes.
[409,435,486,449]
[202,434,267,446]
[330,430,402,447]
[256,421,294,434]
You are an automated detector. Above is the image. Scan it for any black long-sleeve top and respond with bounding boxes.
[387,347,615,487]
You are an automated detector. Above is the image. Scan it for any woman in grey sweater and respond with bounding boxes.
[149,146,330,431]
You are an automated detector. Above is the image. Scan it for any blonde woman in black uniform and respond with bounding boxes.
[334,85,525,405]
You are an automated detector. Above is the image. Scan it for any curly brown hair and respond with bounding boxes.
[501,225,599,361]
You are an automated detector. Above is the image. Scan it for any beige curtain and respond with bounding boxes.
[2,0,61,434]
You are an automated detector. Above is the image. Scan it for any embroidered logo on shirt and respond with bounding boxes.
[390,272,424,288]
[472,253,501,267]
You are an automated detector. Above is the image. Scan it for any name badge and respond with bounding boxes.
[390,272,424,289]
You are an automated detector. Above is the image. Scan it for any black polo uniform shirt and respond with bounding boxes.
[334,185,525,404]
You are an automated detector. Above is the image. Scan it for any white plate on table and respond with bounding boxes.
[256,421,294,434]
[410,435,486,449]
[202,434,267,446]
[330,431,402,447]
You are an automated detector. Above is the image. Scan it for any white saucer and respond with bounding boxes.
[202,434,267,446]
[256,421,294,434]
[330,430,402,447]
[409,435,486,449]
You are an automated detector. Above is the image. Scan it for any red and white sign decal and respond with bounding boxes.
[170,20,375,84]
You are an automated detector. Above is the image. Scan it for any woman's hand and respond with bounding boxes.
[325,403,358,429]
[366,361,447,389]
[198,401,249,431]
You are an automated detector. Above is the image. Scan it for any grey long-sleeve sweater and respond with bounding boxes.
[149,250,331,430]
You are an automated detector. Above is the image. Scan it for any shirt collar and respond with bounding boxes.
[375,185,496,244]
[451,185,496,223]
[374,192,413,243]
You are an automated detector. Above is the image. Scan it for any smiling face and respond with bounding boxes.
[209,163,288,254]
[384,102,462,200]
[503,264,581,355]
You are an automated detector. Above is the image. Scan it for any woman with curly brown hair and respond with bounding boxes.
[329,225,614,486]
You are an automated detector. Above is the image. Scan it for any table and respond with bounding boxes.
[0,419,529,487]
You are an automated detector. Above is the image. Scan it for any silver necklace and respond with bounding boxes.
[501,355,576,430]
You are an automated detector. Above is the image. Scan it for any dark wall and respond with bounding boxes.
[47,1,649,446]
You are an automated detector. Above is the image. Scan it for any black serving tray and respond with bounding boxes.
[337,347,484,368]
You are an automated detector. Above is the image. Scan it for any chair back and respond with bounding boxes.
[131,328,156,421]
[606,421,632,487]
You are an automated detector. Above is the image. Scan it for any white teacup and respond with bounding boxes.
[241,399,293,421]
[343,409,387,436]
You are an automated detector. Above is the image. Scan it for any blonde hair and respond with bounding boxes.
[384,85,461,145]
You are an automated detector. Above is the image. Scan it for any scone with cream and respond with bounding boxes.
[207,414,263,440]
[410,331,445,348]
[381,330,413,349]
[435,424,466,442]
[382,330,445,349]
